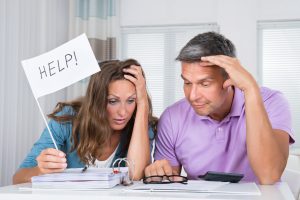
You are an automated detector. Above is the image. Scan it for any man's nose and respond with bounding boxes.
[189,85,201,101]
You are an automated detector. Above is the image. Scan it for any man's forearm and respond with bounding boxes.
[244,84,288,184]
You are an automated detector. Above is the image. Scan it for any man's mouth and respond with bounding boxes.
[193,103,207,108]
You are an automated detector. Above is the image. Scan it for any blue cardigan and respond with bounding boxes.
[19,107,154,169]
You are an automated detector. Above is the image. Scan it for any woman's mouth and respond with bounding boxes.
[114,118,126,125]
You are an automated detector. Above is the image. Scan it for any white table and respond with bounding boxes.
[0,182,295,200]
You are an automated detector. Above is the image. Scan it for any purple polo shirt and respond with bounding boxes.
[154,87,294,182]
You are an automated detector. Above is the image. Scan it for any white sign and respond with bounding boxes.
[22,33,100,98]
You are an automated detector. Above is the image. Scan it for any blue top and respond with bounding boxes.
[19,106,154,169]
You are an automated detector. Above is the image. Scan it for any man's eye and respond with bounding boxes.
[202,82,210,87]
[184,82,191,85]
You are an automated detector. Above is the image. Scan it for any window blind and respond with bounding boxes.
[258,20,300,147]
[121,24,219,116]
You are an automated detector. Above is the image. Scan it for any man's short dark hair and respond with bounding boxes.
[176,32,236,62]
[176,32,236,79]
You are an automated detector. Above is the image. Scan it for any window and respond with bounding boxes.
[121,24,219,116]
[258,20,300,147]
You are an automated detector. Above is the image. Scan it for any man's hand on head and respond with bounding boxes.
[201,55,257,92]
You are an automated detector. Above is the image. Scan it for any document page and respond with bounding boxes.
[128,180,228,192]
[127,180,261,195]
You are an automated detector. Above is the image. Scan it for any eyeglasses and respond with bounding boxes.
[143,175,188,184]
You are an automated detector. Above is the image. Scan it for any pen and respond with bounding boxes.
[81,166,87,173]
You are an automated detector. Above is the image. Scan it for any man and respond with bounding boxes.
[145,32,294,184]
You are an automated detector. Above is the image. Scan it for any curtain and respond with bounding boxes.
[0,0,70,186]
[67,0,120,99]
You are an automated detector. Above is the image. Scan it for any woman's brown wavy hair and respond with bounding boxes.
[47,59,157,164]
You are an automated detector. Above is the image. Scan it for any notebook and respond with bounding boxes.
[31,167,128,189]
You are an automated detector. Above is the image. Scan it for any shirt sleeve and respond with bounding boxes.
[148,126,155,162]
[19,116,71,168]
[154,108,180,167]
[264,90,295,144]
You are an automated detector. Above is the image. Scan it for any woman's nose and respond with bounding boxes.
[117,103,127,116]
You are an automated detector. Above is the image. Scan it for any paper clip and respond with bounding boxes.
[112,158,134,186]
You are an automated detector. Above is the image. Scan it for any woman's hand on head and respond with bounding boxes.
[36,148,67,174]
[123,65,148,106]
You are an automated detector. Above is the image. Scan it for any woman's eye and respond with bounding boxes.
[127,99,136,104]
[108,99,118,105]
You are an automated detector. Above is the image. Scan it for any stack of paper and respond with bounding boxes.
[31,168,127,189]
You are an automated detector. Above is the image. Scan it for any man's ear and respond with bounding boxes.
[223,78,234,89]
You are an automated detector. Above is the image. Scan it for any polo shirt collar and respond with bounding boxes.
[229,87,244,117]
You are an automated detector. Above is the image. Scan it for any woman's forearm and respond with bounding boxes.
[13,167,41,184]
[127,101,150,180]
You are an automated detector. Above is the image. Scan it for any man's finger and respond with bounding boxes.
[144,166,151,177]
[198,61,215,67]
[162,161,173,176]
[201,55,232,70]
[156,166,166,176]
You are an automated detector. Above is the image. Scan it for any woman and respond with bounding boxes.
[13,59,157,184]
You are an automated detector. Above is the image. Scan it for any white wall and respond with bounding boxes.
[120,0,300,80]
